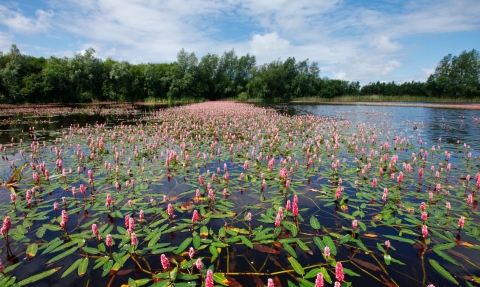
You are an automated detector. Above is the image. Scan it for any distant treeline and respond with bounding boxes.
[0,45,479,103]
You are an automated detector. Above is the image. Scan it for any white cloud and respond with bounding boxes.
[420,67,435,79]
[0,5,53,34]
[249,32,291,62]
[374,36,402,53]
[0,31,13,53]
[328,55,402,83]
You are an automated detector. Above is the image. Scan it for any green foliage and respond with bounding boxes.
[0,45,479,103]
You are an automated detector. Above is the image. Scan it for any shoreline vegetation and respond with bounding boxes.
[1,44,479,104]
[2,98,480,111]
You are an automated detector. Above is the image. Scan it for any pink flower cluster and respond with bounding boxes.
[0,216,11,235]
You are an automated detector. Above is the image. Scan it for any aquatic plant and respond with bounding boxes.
[0,102,478,287]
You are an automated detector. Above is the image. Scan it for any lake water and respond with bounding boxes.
[0,102,479,287]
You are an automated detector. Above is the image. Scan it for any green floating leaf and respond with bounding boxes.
[150,279,171,287]
[282,221,298,237]
[287,256,305,275]
[3,262,21,273]
[209,245,219,262]
[26,243,38,258]
[310,216,321,229]
[62,259,82,278]
[177,273,199,280]
[46,247,78,264]
[283,243,297,258]
[297,277,315,287]
[193,233,201,249]
[296,239,313,255]
[338,211,355,220]
[322,236,337,256]
[135,278,151,286]
[169,267,178,282]
[82,246,100,254]
[213,272,229,286]
[429,259,459,285]
[240,236,253,249]
[17,267,62,286]
[305,268,321,279]
[147,230,162,247]
[313,237,325,253]
[93,257,109,270]
[433,242,456,251]
[175,237,193,254]
[320,267,332,284]
[343,267,361,277]
[339,234,352,244]
[36,226,46,238]
[78,257,89,277]
[383,235,416,244]
[433,249,459,266]
[102,260,113,277]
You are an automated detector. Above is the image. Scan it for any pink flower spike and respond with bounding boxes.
[195,258,202,271]
[125,215,130,228]
[292,201,298,217]
[189,247,195,259]
[323,246,330,258]
[421,212,428,222]
[205,269,214,287]
[422,225,428,237]
[192,210,199,223]
[420,202,426,211]
[131,232,137,246]
[335,262,344,282]
[315,272,324,287]
[385,240,391,248]
[275,213,281,228]
[458,216,465,229]
[352,219,358,230]
[160,254,170,270]
[267,278,274,287]
[167,203,174,217]
[106,234,113,247]
[92,224,99,236]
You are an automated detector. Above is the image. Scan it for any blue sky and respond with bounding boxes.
[1,0,479,84]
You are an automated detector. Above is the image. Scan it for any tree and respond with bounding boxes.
[0,45,26,103]
[196,53,219,99]
[68,47,103,102]
[427,49,480,98]
[42,56,73,102]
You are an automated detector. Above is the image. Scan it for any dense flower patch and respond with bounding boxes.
[0,102,479,287]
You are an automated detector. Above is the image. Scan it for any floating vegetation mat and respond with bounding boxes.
[0,102,479,287]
